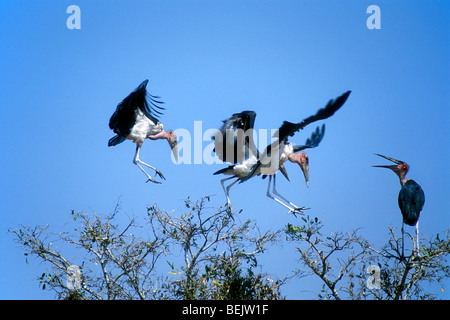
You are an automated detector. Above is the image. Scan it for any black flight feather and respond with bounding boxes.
[277,90,350,143]
[213,110,258,164]
[108,79,164,147]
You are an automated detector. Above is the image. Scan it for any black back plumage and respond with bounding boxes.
[398,179,425,226]
[213,110,258,164]
[108,79,165,146]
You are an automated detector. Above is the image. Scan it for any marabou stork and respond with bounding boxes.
[108,80,178,183]
[373,153,425,256]
[213,90,351,214]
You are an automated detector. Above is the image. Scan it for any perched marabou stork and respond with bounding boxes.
[108,80,178,183]
[373,153,425,256]
[213,90,351,214]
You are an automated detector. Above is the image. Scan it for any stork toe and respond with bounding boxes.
[155,170,166,180]
[146,177,162,184]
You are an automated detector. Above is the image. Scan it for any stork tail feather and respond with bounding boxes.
[108,135,127,147]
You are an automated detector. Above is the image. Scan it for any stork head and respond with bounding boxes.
[167,130,178,163]
[288,152,309,187]
[373,153,409,183]
[148,130,178,162]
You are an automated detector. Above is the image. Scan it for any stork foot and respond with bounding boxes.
[224,202,236,221]
[145,169,165,183]
[289,206,309,217]
[146,177,162,184]
[155,169,166,180]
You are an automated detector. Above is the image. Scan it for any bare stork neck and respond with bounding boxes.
[148,130,170,141]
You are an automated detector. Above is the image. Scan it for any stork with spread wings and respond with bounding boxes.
[212,90,351,214]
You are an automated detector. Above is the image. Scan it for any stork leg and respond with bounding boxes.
[133,142,165,183]
[220,176,238,212]
[415,221,420,256]
[271,175,309,214]
[401,222,405,258]
[266,175,305,215]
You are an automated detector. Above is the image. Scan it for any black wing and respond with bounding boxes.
[108,80,165,146]
[398,179,425,226]
[293,124,326,152]
[213,110,259,164]
[277,90,351,143]
[240,125,326,183]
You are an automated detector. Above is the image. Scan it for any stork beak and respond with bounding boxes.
[374,153,405,165]
[372,153,406,177]
[279,163,290,181]
[372,164,399,173]
[169,132,178,163]
[300,161,309,188]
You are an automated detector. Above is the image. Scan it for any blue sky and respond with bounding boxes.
[0,1,448,299]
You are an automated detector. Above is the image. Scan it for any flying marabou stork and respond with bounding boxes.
[213,90,351,214]
[373,153,425,256]
[108,80,178,183]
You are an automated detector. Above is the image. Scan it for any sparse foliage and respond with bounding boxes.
[11,196,282,300]
[285,217,450,300]
[285,216,372,300]
[364,227,450,300]
[147,196,282,299]
[12,207,168,300]
[10,197,450,300]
